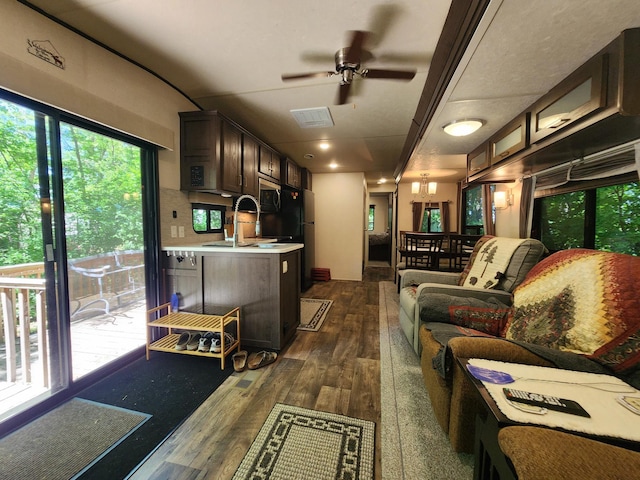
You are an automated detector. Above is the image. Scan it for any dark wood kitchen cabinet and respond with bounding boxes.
[163,248,301,350]
[284,157,302,189]
[179,110,242,193]
[242,134,259,197]
[201,250,300,350]
[259,144,281,182]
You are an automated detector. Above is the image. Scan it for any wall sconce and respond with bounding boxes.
[442,119,484,137]
[412,174,437,199]
[494,189,514,209]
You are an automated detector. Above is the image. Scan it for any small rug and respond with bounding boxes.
[298,298,333,331]
[0,397,150,480]
[233,403,375,480]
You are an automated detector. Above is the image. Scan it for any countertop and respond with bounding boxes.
[163,241,304,255]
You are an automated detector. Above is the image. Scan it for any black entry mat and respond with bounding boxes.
[77,351,234,479]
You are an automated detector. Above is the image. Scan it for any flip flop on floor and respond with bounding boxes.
[247,351,277,370]
[232,350,248,372]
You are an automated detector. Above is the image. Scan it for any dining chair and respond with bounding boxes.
[404,233,445,270]
[448,234,482,272]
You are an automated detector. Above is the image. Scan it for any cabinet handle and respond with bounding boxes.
[548,117,571,129]
[500,150,510,158]
[238,175,243,186]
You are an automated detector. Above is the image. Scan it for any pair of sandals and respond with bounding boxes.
[232,350,277,372]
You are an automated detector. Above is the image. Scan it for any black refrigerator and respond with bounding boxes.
[262,188,315,290]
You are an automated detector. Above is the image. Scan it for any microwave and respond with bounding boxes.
[258,178,281,213]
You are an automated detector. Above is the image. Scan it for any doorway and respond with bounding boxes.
[367,192,393,265]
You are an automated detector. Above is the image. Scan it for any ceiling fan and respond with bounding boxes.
[282,30,417,105]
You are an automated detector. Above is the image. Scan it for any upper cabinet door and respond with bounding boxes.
[490,113,529,165]
[284,158,301,189]
[180,111,222,191]
[259,145,281,182]
[467,142,490,177]
[242,134,259,197]
[530,54,607,144]
[221,120,242,193]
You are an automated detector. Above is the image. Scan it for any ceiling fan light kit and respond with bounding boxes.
[442,119,484,136]
[282,30,417,105]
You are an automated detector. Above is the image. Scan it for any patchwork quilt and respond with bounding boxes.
[505,249,640,376]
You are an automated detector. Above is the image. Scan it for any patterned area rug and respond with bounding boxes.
[233,403,375,480]
[298,298,333,331]
[0,398,150,479]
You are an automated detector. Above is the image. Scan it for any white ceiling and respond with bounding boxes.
[24,0,640,186]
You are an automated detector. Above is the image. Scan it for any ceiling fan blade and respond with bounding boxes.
[362,68,416,80]
[374,52,432,65]
[281,71,335,81]
[300,51,335,63]
[367,4,401,48]
[336,82,352,105]
[345,30,368,64]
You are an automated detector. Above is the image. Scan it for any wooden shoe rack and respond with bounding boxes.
[146,302,240,370]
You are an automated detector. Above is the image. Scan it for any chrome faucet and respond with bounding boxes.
[233,194,261,247]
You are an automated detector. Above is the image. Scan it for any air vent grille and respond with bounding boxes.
[290,107,334,128]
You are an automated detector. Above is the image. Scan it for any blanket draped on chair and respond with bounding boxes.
[461,237,527,289]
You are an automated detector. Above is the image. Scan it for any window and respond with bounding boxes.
[536,191,586,251]
[462,185,484,235]
[421,207,442,232]
[533,180,640,255]
[368,205,375,231]
[192,203,225,233]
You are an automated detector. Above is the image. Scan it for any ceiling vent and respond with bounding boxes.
[290,107,334,128]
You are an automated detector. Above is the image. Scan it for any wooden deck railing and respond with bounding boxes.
[0,276,47,387]
[0,251,144,389]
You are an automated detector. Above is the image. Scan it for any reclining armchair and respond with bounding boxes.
[398,236,546,355]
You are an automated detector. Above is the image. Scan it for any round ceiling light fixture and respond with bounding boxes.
[304,153,314,159]
[442,119,484,137]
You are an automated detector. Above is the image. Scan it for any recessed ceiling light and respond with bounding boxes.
[442,119,484,136]
[329,162,338,169]
[319,142,330,150]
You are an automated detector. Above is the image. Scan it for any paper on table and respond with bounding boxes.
[468,358,640,442]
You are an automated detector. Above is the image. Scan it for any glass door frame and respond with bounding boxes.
[0,88,162,436]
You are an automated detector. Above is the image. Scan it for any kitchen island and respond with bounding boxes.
[163,242,303,350]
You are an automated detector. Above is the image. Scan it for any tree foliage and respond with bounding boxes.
[1,99,143,267]
[539,183,640,255]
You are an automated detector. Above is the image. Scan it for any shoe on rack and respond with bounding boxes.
[175,332,191,351]
[211,332,235,353]
[198,332,215,352]
[187,332,202,351]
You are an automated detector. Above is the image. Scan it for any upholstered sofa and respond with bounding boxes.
[499,426,640,480]
[398,236,546,355]
[416,248,640,453]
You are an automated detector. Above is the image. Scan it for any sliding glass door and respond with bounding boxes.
[59,122,147,380]
[0,92,156,424]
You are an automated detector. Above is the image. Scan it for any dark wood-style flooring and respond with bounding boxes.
[130,266,393,480]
